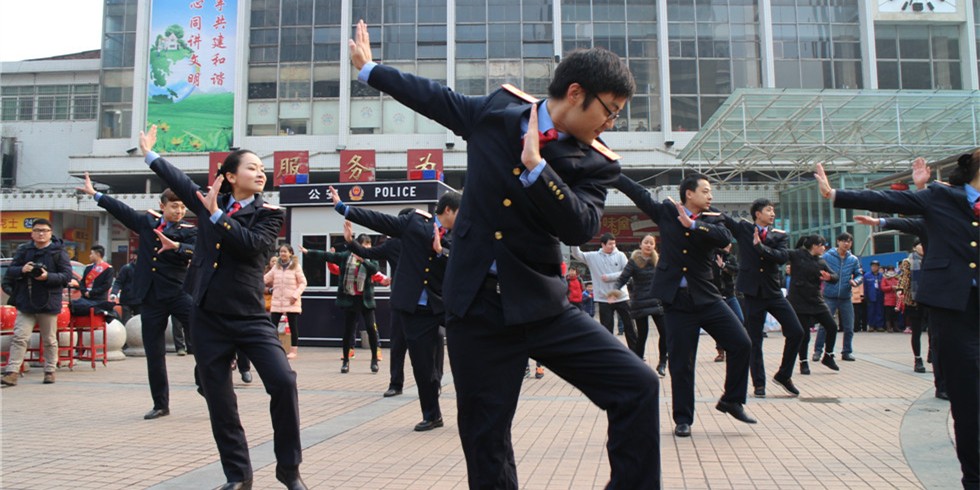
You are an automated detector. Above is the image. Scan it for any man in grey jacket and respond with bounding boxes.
[571,233,636,351]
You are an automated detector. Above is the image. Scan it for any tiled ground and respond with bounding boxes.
[0,329,956,489]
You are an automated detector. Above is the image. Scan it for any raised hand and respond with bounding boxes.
[752,227,761,246]
[819,270,832,282]
[669,197,693,229]
[197,174,223,215]
[343,220,354,243]
[814,163,833,199]
[911,157,929,190]
[299,246,309,254]
[77,172,97,196]
[432,223,443,254]
[153,228,179,252]
[139,125,158,156]
[328,185,341,206]
[521,104,542,171]
[854,215,880,227]
[348,19,373,71]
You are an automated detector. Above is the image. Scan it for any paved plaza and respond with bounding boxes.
[1,329,958,489]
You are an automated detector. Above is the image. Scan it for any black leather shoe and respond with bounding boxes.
[371,359,379,373]
[275,464,308,490]
[936,391,949,400]
[341,360,349,374]
[821,354,840,371]
[656,362,666,377]
[753,386,766,398]
[772,375,800,397]
[414,418,444,431]
[674,423,691,437]
[241,371,253,383]
[197,386,206,397]
[215,480,252,490]
[144,408,170,420]
[715,401,757,424]
[383,388,402,397]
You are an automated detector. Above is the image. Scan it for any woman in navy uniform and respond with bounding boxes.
[139,126,305,490]
[814,152,979,489]
[350,20,660,489]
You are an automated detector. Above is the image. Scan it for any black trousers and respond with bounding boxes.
[905,305,927,357]
[140,285,194,410]
[191,306,301,482]
[853,301,867,331]
[926,307,947,394]
[398,307,444,421]
[270,311,301,347]
[388,310,444,392]
[798,309,838,360]
[928,292,979,489]
[447,286,660,490]
[599,301,637,351]
[664,289,750,426]
[633,313,667,363]
[743,295,804,387]
[342,301,378,361]
[172,315,191,352]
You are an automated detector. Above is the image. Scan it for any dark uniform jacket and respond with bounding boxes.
[719,216,789,299]
[308,249,379,309]
[149,156,284,317]
[111,262,139,306]
[80,263,114,300]
[615,175,734,307]
[713,251,738,299]
[883,217,928,249]
[348,237,402,285]
[343,207,449,315]
[786,249,838,315]
[364,64,620,325]
[98,194,196,302]
[5,237,72,314]
[836,183,980,312]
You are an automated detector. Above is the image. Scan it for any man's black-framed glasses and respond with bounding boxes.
[591,92,621,122]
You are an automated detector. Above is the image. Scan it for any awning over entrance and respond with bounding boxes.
[678,88,980,182]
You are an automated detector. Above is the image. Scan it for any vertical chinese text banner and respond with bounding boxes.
[146,0,236,153]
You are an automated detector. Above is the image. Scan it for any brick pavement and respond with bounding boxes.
[0,330,958,489]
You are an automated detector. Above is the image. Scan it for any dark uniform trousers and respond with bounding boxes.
[665,288,751,426]
[397,307,444,421]
[797,310,838,361]
[447,285,660,490]
[388,310,445,392]
[742,295,804,387]
[930,289,978,488]
[191,305,301,482]
[598,301,638,351]
[140,283,194,410]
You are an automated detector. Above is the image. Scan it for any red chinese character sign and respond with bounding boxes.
[339,150,376,183]
[406,149,444,181]
[146,0,237,153]
[274,151,310,186]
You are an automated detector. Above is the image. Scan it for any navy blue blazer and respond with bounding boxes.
[615,175,734,307]
[98,194,196,302]
[347,237,401,281]
[719,216,790,299]
[80,263,114,300]
[835,182,980,312]
[882,217,928,249]
[364,64,620,325]
[342,207,448,315]
[149,156,284,316]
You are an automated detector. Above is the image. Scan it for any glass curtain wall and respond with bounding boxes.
[100,0,138,138]
[561,0,659,132]
[876,25,962,90]
[667,0,761,132]
[771,0,861,89]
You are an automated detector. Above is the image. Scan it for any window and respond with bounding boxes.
[876,24,962,90]
[72,85,98,120]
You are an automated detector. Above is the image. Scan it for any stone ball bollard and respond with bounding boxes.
[123,314,145,357]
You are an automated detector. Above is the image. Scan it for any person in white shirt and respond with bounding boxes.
[571,233,637,351]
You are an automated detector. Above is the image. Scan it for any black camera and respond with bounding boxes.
[29,263,47,278]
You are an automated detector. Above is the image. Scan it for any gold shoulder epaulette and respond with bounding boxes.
[933,180,951,187]
[147,209,162,218]
[262,202,280,210]
[771,228,787,234]
[178,223,195,228]
[501,84,539,104]
[700,211,721,217]
[414,209,433,219]
[591,140,620,161]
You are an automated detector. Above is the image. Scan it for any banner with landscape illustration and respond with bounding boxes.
[146,0,236,152]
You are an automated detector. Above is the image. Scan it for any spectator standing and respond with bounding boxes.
[1,219,72,386]
[881,265,900,332]
[265,244,307,360]
[864,260,885,332]
[571,234,636,351]
[566,268,585,311]
[581,283,595,318]
[111,256,139,325]
[612,233,667,373]
[851,281,866,332]
[815,232,863,361]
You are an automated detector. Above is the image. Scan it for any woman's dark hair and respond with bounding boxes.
[796,234,827,250]
[355,234,372,246]
[679,173,708,204]
[549,48,635,103]
[279,244,294,256]
[948,150,980,186]
[216,150,258,194]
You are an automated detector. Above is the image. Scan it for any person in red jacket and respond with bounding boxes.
[566,267,585,311]
[880,265,900,332]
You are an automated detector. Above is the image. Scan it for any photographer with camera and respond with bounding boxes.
[1,219,73,386]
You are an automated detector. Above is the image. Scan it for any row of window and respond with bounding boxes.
[1,85,99,122]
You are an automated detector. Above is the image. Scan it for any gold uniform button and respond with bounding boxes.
[424,268,430,273]
[971,263,977,269]
[213,262,219,269]
[684,232,690,237]
[558,195,565,200]
[682,267,688,272]
[423,280,428,285]
[428,257,433,261]
[216,243,221,250]
[151,267,157,272]
[495,231,503,240]
[759,268,764,272]
[682,249,688,254]
[513,168,521,176]
[972,241,978,247]
[502,198,512,207]
[152,257,157,261]
[974,222,979,227]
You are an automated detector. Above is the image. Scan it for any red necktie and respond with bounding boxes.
[156,221,166,232]
[228,202,242,216]
[760,229,768,241]
[438,226,446,239]
[522,128,559,147]
[974,200,980,217]
[690,213,699,221]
